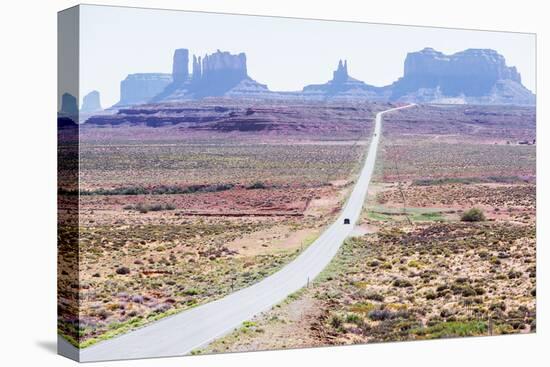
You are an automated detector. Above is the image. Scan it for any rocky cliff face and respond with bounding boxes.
[297,49,533,105]
[154,49,269,101]
[196,50,249,97]
[115,73,172,107]
[404,48,521,82]
[81,90,102,112]
[192,55,202,81]
[391,48,534,104]
[172,49,189,84]
[332,59,349,83]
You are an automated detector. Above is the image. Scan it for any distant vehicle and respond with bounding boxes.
[344,218,350,224]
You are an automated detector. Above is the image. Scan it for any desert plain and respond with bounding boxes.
[57,100,535,350]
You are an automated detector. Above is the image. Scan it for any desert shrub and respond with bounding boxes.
[247,182,267,190]
[151,303,171,314]
[96,309,111,320]
[365,292,384,302]
[148,204,164,212]
[350,302,376,314]
[80,186,148,196]
[393,278,413,288]
[345,313,364,326]
[115,266,130,275]
[424,291,437,300]
[412,176,522,186]
[80,183,234,196]
[474,287,486,295]
[368,260,380,267]
[330,314,343,330]
[242,321,257,328]
[440,309,455,318]
[106,303,122,311]
[508,270,522,279]
[451,283,477,297]
[461,208,485,222]
[489,302,506,312]
[202,183,234,192]
[131,295,144,304]
[413,321,487,338]
[368,309,394,321]
[127,203,177,213]
[182,288,200,296]
[477,249,489,259]
[436,284,449,292]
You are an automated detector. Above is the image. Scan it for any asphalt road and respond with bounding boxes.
[62,104,414,362]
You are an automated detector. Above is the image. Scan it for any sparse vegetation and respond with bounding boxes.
[80,184,235,196]
[247,182,267,190]
[461,208,486,222]
[123,202,176,213]
[59,100,380,347]
[194,104,536,355]
[60,102,536,351]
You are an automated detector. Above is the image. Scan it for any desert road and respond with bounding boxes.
[61,104,414,362]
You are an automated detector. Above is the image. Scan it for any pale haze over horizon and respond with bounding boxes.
[79,4,536,108]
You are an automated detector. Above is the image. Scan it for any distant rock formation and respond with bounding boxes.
[192,55,202,81]
[60,92,78,115]
[154,49,269,101]
[85,101,383,135]
[333,59,349,83]
[172,49,189,84]
[105,46,533,109]
[302,60,390,100]
[114,73,172,107]
[81,90,102,112]
[199,50,248,94]
[59,92,78,121]
[390,48,534,104]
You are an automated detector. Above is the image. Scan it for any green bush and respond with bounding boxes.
[345,313,363,326]
[461,208,486,222]
[413,321,487,338]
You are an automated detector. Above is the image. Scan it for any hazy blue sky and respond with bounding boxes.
[80,4,536,108]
